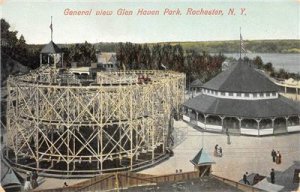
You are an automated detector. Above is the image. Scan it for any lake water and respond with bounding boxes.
[223,53,300,73]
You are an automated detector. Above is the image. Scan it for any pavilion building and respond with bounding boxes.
[182,61,300,136]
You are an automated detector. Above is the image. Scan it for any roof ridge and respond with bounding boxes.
[202,61,279,93]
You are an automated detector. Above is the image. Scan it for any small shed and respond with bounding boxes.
[1,161,23,192]
[190,148,215,177]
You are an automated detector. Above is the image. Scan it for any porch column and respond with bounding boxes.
[285,116,289,129]
[272,118,275,134]
[238,118,242,129]
[220,116,225,132]
[204,114,208,129]
[196,112,198,121]
[256,119,261,136]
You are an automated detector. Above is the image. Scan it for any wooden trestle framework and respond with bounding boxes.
[4,66,185,177]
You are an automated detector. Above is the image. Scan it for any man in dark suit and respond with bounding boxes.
[270,169,275,184]
[243,172,250,185]
[271,149,276,162]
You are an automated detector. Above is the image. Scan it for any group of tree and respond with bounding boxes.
[1,19,40,69]
[1,19,98,70]
[116,42,225,83]
[244,56,300,80]
[63,42,97,67]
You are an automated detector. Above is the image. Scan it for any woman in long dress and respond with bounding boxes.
[275,151,280,164]
[24,172,32,191]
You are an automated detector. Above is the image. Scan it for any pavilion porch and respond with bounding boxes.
[182,107,300,136]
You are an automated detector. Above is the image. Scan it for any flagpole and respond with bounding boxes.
[239,27,241,60]
[51,16,53,41]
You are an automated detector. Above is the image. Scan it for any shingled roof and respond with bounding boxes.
[190,79,203,88]
[202,62,279,93]
[183,94,300,118]
[190,148,215,166]
[41,41,61,54]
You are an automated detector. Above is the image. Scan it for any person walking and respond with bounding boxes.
[270,169,275,184]
[276,151,280,164]
[243,172,250,185]
[31,170,38,189]
[24,172,32,191]
[278,151,282,164]
[214,144,218,156]
[63,182,68,187]
[271,149,276,162]
[219,147,223,157]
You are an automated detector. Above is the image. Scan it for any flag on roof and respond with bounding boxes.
[240,34,246,53]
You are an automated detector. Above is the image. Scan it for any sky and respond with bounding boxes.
[1,0,299,44]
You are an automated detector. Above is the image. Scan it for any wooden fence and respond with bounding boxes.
[35,172,263,192]
[211,174,263,192]
[35,171,199,192]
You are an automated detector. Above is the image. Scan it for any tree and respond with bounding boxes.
[151,44,162,69]
[263,62,274,73]
[116,43,126,70]
[69,41,96,66]
[173,44,184,72]
[253,56,263,69]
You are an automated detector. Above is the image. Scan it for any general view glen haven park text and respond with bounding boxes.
[1,4,300,191]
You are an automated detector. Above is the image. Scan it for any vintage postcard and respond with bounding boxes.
[1,0,299,191]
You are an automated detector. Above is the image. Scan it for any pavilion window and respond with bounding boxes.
[237,93,241,97]
[279,86,285,93]
[191,110,197,120]
[221,92,225,96]
[272,92,276,96]
[259,93,264,97]
[229,92,233,96]
[274,117,286,129]
[198,113,205,122]
[245,93,249,97]
[206,116,222,126]
[288,116,300,126]
[266,93,270,97]
[184,107,188,115]
[223,117,239,129]
[260,119,272,129]
[286,87,296,94]
[241,119,257,129]
[253,93,257,98]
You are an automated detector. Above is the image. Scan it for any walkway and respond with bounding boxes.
[140,120,300,191]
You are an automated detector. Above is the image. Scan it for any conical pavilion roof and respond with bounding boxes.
[41,41,61,54]
[202,62,279,93]
[190,148,215,166]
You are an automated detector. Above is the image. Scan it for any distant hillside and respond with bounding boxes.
[157,39,300,53]
[29,39,300,54]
